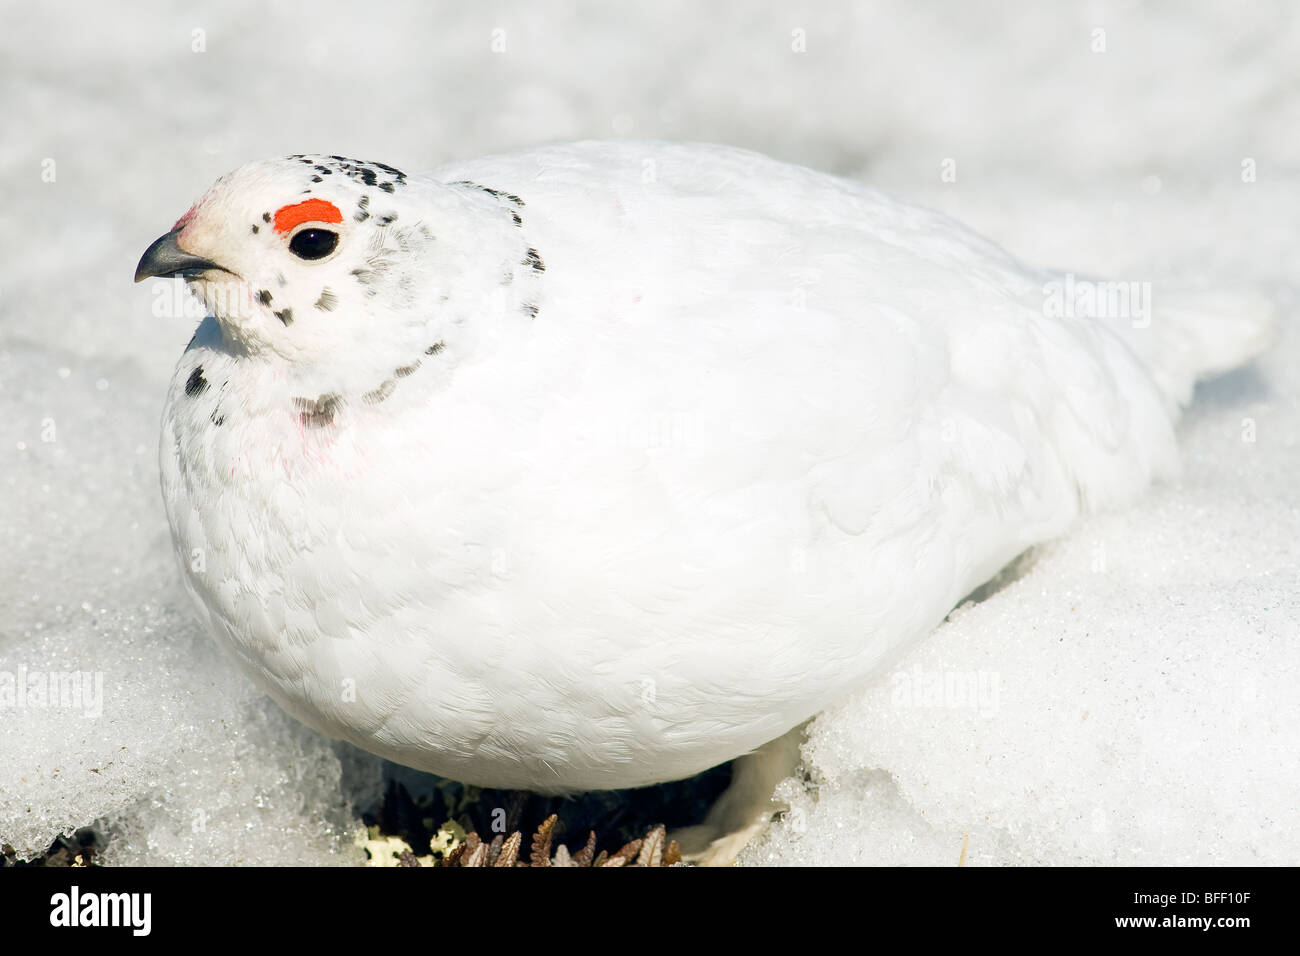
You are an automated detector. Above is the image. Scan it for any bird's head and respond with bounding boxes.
[136,154,536,393]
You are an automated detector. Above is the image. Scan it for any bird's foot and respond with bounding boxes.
[671,722,806,866]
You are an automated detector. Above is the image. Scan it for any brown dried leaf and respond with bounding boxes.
[494,831,521,868]
[442,842,467,868]
[463,841,489,868]
[572,830,598,868]
[636,825,666,867]
[664,840,683,867]
[449,831,483,868]
[486,832,504,867]
[530,814,558,868]
[610,838,642,865]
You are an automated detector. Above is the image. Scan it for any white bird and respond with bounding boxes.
[137,141,1272,861]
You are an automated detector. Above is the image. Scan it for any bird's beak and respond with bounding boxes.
[134,229,226,283]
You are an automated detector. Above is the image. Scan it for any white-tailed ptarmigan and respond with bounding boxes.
[136,142,1273,863]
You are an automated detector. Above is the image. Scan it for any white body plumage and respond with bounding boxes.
[152,142,1270,792]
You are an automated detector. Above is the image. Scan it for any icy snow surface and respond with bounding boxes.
[1,1,1295,864]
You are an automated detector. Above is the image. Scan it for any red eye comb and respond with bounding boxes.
[273,198,343,235]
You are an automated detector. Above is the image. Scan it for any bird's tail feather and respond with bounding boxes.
[1118,285,1277,411]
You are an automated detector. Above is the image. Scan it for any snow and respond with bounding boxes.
[743,373,1300,864]
[1,0,1296,864]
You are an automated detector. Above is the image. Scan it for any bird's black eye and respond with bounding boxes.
[289,228,339,260]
